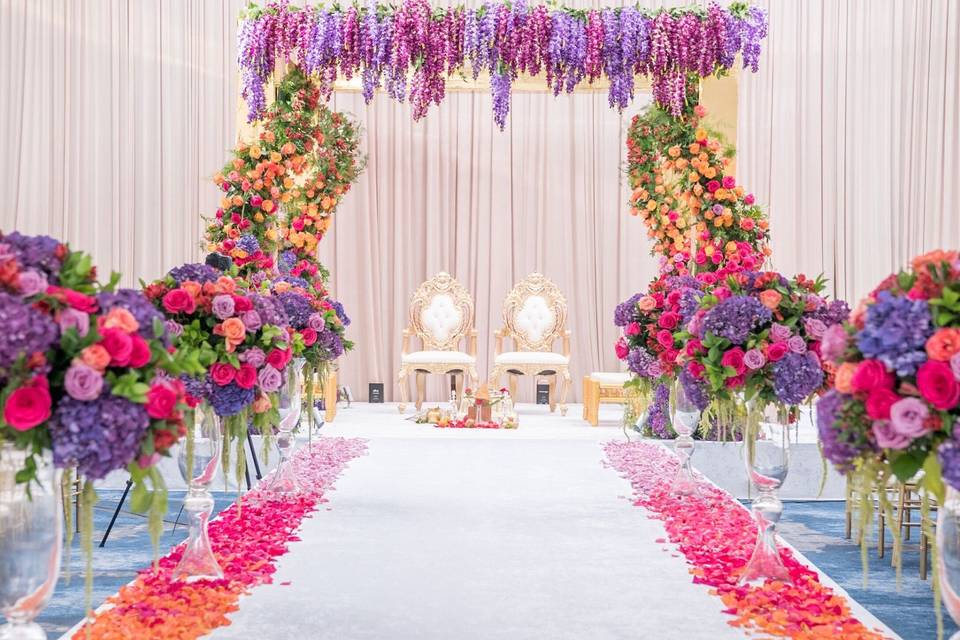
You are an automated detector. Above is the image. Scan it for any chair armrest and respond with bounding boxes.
[468,329,478,357]
[494,328,507,357]
[562,330,571,358]
[401,328,413,355]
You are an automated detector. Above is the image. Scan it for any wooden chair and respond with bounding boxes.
[398,272,479,412]
[490,274,571,415]
[582,372,631,426]
[878,481,937,579]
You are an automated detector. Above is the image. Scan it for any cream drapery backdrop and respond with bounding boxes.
[738,0,960,305]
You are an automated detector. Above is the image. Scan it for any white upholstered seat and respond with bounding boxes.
[589,371,631,386]
[402,350,476,365]
[494,351,569,366]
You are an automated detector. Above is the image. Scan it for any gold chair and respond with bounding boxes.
[490,273,571,415]
[398,272,479,412]
[878,481,937,579]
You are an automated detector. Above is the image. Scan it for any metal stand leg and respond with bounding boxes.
[247,431,262,480]
[99,479,133,548]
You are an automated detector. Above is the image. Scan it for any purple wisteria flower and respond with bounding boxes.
[50,393,151,479]
[644,382,674,439]
[701,295,772,345]
[856,290,933,376]
[680,366,709,411]
[167,263,220,285]
[772,351,824,405]
[0,293,59,377]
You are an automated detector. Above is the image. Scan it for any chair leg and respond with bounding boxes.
[548,376,557,413]
[248,431,263,480]
[892,485,907,567]
[415,372,426,412]
[585,378,599,427]
[921,525,929,580]
[844,481,852,540]
[878,507,886,559]
[559,369,571,416]
[582,377,589,421]
[324,370,337,423]
[455,372,464,401]
[398,369,409,413]
[508,373,519,400]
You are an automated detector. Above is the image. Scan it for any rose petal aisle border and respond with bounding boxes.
[603,441,889,640]
[73,437,367,640]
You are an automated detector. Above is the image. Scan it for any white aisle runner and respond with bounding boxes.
[208,405,744,640]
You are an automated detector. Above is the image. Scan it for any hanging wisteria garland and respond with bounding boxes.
[238,1,768,129]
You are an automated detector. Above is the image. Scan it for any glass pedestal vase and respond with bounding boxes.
[740,402,792,586]
[938,487,960,639]
[670,378,701,496]
[173,404,224,582]
[0,444,62,640]
[263,359,304,494]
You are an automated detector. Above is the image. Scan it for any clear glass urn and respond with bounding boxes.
[670,378,701,496]
[0,443,63,640]
[938,487,960,639]
[740,401,792,585]
[263,359,304,494]
[173,404,224,581]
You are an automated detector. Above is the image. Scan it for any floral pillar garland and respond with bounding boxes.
[237,1,768,129]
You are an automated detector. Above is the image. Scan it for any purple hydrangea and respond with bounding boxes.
[856,291,933,376]
[627,346,655,377]
[772,351,824,405]
[938,432,960,491]
[236,234,260,255]
[167,263,220,285]
[679,366,709,411]
[808,299,851,327]
[701,295,772,344]
[49,393,150,479]
[318,328,344,358]
[208,380,255,417]
[4,232,64,280]
[278,250,298,273]
[276,291,314,329]
[0,293,59,378]
[181,374,211,403]
[644,382,674,438]
[249,294,289,328]
[274,275,310,289]
[816,389,871,474]
[614,293,642,327]
[331,300,350,326]
[97,289,168,342]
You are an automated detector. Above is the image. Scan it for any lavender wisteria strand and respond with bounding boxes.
[237,2,768,125]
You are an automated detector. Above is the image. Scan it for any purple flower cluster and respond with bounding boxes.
[807,298,851,327]
[278,250,298,273]
[249,293,289,328]
[644,382,673,439]
[274,274,311,289]
[627,346,655,377]
[49,393,150,479]
[331,300,351,326]
[167,263,220,285]
[236,234,261,255]
[614,293,642,327]
[97,289,167,342]
[815,390,868,474]
[318,328,345,358]
[0,293,59,378]
[276,291,314,329]
[208,380,256,417]
[772,351,824,405]
[3,232,64,281]
[680,366,709,411]
[856,291,933,376]
[701,295,772,345]
[938,433,960,491]
[238,2,768,126]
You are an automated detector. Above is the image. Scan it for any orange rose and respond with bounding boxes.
[181,280,202,300]
[758,289,783,310]
[79,344,111,372]
[214,276,236,295]
[253,393,272,413]
[637,296,657,312]
[834,362,858,394]
[215,317,246,352]
[273,281,291,294]
[926,328,960,361]
[99,308,139,334]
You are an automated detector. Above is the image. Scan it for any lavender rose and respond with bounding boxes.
[58,307,90,337]
[257,364,283,393]
[889,397,929,439]
[241,310,262,331]
[64,363,104,401]
[307,312,326,332]
[769,323,792,343]
[212,294,235,320]
[743,348,766,370]
[803,317,828,340]
[18,269,48,297]
[787,335,808,354]
[820,324,849,363]
[240,346,266,368]
[165,320,183,338]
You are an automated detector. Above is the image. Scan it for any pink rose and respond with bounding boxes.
[146,382,178,420]
[872,420,912,450]
[3,377,52,431]
[655,330,674,349]
[821,324,849,363]
[889,397,931,439]
[615,338,629,360]
[725,374,745,389]
[128,335,152,368]
[688,361,706,379]
[865,388,900,420]
[99,328,133,367]
[637,296,657,312]
[162,289,196,315]
[721,348,746,375]
[713,286,731,301]
[210,363,237,386]
[625,322,642,336]
[916,360,960,410]
[850,359,894,393]
[766,342,789,362]
[706,180,721,193]
[266,348,291,371]
[787,335,808,354]
[301,327,318,346]
[58,308,90,338]
[685,339,704,357]
[721,176,736,189]
[235,363,258,389]
[658,312,679,330]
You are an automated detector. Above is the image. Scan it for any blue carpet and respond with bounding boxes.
[779,500,953,640]
[36,489,239,638]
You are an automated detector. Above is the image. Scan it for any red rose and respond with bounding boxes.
[721,347,747,375]
[706,180,721,193]
[301,328,318,346]
[143,282,168,301]
[724,374,745,389]
[688,361,706,379]
[128,335,152,368]
[99,328,133,367]
[917,360,960,410]
[766,342,788,362]
[146,383,178,419]
[658,312,679,330]
[685,339,704,356]
[235,363,257,389]
[850,359,894,393]
[656,330,674,349]
[232,295,253,313]
[153,428,178,453]
[210,362,237,386]
[162,289,196,315]
[266,348,291,370]
[615,338,629,360]
[3,377,52,431]
[865,388,901,420]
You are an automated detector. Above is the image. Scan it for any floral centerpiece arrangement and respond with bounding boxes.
[816,251,960,613]
[677,271,849,426]
[143,263,295,487]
